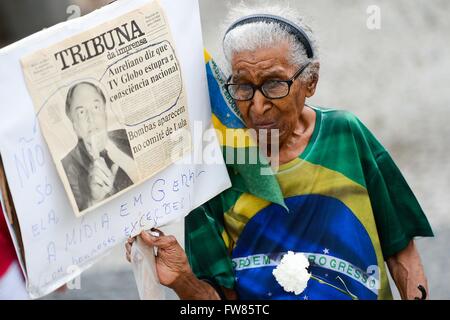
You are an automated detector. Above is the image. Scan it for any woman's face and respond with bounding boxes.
[231,42,311,147]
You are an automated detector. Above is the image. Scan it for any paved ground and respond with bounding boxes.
[41,0,450,300]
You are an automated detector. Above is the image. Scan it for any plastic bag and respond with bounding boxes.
[130,234,166,300]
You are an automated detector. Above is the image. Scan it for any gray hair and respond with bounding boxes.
[222,2,320,81]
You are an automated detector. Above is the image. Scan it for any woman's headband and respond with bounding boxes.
[223,14,314,59]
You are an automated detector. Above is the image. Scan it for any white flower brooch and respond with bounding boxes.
[272,251,311,295]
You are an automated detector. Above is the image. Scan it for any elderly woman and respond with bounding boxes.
[126,4,433,300]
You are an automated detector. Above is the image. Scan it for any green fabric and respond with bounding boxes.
[304,108,434,258]
[225,147,287,210]
[185,198,234,288]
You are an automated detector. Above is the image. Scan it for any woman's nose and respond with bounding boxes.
[250,89,271,116]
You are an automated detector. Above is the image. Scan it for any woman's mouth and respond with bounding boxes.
[253,121,277,130]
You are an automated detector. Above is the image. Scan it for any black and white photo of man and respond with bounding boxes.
[62,81,138,212]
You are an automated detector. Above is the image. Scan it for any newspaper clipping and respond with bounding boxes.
[21,1,191,217]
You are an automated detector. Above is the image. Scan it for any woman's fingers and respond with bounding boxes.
[140,230,158,246]
[151,228,164,236]
[125,232,178,263]
[125,237,135,263]
[125,243,131,262]
[140,230,177,249]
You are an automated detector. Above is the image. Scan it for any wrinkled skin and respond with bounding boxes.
[231,41,319,164]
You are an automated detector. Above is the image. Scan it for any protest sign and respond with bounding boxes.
[0,0,230,298]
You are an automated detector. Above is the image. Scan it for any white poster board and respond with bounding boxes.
[0,0,231,298]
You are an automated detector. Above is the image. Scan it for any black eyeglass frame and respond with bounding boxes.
[225,62,311,101]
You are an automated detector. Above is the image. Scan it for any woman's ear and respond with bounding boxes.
[305,62,320,98]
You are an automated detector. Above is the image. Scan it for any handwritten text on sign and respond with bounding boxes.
[11,129,206,293]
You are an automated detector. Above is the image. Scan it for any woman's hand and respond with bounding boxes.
[387,240,429,300]
[125,229,191,287]
[141,229,192,288]
[125,229,224,299]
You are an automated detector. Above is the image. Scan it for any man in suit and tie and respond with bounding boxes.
[62,81,138,212]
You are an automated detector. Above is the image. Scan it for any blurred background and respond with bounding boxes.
[0,0,449,299]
